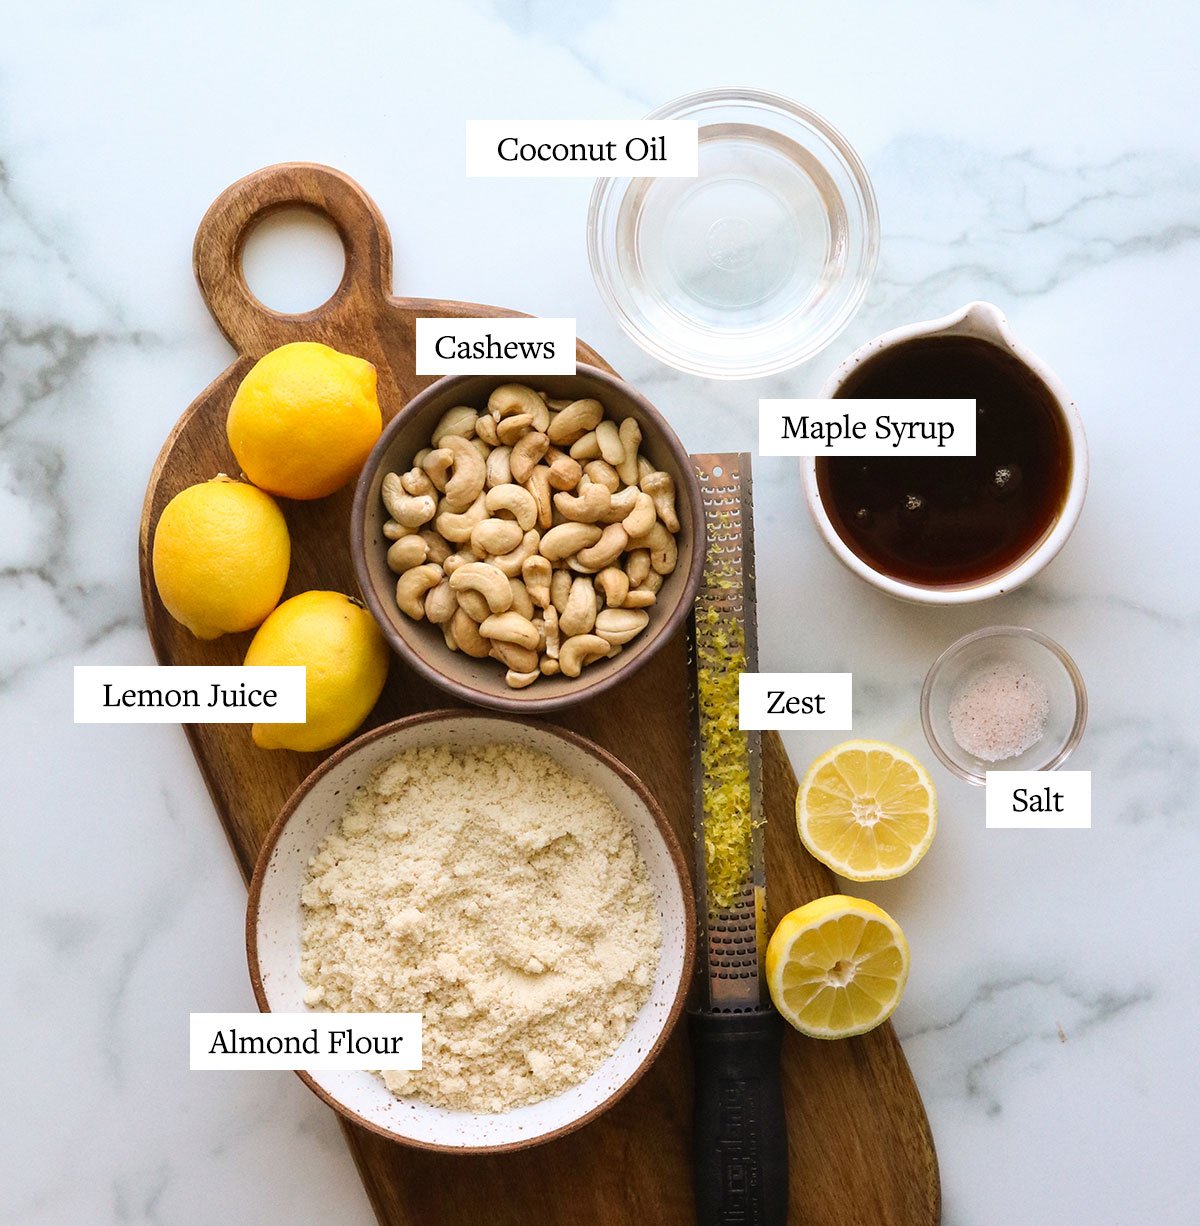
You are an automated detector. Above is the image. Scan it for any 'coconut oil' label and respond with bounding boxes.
[466,120,698,177]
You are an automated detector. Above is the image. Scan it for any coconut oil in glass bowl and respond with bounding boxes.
[588,88,879,379]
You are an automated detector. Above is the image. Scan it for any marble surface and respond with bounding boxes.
[4,1,1198,1222]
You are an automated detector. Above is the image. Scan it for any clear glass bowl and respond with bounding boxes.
[587,88,879,379]
[921,626,1087,786]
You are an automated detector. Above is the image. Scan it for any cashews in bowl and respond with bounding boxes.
[378,383,683,689]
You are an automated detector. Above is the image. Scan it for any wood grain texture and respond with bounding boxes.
[139,163,940,1225]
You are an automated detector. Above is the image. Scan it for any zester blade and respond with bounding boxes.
[689,453,767,1012]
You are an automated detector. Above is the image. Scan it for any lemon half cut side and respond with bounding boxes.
[796,739,937,882]
[765,895,910,1039]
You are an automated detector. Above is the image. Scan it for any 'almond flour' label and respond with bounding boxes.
[190,1013,422,1071]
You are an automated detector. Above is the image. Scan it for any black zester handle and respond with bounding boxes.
[690,1008,789,1226]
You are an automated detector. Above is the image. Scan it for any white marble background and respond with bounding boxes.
[3,1,1198,1222]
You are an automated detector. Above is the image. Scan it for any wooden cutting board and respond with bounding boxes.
[138,163,940,1226]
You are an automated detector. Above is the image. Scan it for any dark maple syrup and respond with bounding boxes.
[816,336,1071,586]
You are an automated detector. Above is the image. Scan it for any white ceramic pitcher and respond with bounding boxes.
[801,301,1089,604]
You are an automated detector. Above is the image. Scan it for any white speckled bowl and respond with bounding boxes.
[246,711,695,1153]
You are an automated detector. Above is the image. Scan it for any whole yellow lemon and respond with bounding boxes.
[226,342,382,500]
[152,476,290,639]
[244,591,389,752]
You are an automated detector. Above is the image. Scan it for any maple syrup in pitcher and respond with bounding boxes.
[816,337,1072,586]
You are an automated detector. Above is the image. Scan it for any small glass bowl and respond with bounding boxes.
[587,88,879,379]
[921,626,1087,785]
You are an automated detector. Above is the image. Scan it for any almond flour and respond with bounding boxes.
[299,742,662,1113]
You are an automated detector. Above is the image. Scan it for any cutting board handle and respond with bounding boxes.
[193,162,393,355]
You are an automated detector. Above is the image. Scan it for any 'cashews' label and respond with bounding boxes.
[73,666,305,723]
[738,673,854,731]
[191,1013,422,1071]
[465,120,698,177]
[415,317,577,375]
[759,399,977,457]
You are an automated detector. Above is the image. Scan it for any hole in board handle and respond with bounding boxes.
[241,207,346,315]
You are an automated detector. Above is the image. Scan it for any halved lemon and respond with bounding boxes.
[796,739,937,881]
[766,895,910,1039]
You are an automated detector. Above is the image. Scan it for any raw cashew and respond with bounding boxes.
[382,474,436,528]
[443,551,471,575]
[496,413,534,445]
[541,522,603,561]
[575,524,628,572]
[489,384,550,432]
[419,529,452,566]
[624,588,657,608]
[545,448,582,491]
[622,491,656,539]
[485,445,512,487]
[400,467,434,497]
[633,520,678,575]
[456,588,491,622]
[442,619,458,652]
[553,483,610,523]
[471,517,523,558]
[505,669,540,690]
[387,534,429,574]
[470,436,490,460]
[595,607,649,645]
[509,430,550,484]
[508,577,534,620]
[617,418,642,486]
[490,640,539,673]
[595,419,623,466]
[382,519,405,541]
[522,554,552,607]
[540,657,560,676]
[451,608,491,657]
[543,605,561,659]
[559,634,610,677]
[550,568,572,614]
[449,561,513,613]
[641,470,680,533]
[600,485,640,524]
[424,579,458,625]
[421,448,453,491]
[441,434,487,513]
[595,566,629,608]
[475,413,499,446]
[488,528,541,577]
[626,548,651,587]
[642,569,664,594]
[485,483,537,531]
[432,405,478,444]
[569,430,601,461]
[395,564,443,619]
[436,493,487,543]
[547,398,603,446]
[560,576,599,637]
[637,454,655,483]
[479,611,539,650]
[582,460,620,493]
[523,465,553,530]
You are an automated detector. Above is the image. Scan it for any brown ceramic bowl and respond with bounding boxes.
[352,364,705,713]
